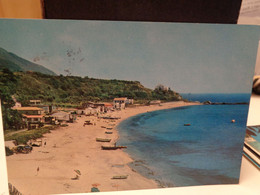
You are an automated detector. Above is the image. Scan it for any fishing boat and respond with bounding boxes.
[184,124,191,126]
[96,138,111,142]
[101,145,127,150]
[101,116,121,120]
[106,127,113,130]
[111,175,128,179]
[105,131,113,134]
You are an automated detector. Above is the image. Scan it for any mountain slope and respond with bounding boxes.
[0,71,183,106]
[0,47,56,75]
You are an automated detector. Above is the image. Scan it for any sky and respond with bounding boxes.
[0,19,259,93]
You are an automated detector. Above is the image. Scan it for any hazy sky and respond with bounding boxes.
[0,19,259,93]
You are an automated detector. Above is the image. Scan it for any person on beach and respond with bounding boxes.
[36,167,39,176]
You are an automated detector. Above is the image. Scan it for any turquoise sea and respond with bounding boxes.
[117,94,250,187]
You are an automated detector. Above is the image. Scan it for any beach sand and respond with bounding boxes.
[6,101,200,194]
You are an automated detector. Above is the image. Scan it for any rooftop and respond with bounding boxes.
[22,114,44,118]
[14,107,44,111]
[114,97,127,101]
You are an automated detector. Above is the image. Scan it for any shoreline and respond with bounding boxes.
[113,101,202,188]
[6,101,201,194]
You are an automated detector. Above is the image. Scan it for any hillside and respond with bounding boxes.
[0,71,182,106]
[0,47,56,75]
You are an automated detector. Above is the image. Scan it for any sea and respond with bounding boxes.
[117,93,251,187]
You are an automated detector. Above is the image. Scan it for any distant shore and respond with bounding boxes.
[6,101,201,194]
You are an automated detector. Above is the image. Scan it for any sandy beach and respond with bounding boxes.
[6,101,200,194]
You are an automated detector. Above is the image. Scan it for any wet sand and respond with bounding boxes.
[6,101,200,194]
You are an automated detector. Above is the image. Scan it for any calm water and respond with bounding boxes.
[181,93,250,103]
[117,94,250,187]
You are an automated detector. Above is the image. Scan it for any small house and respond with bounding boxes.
[14,107,45,115]
[13,107,45,129]
[94,103,113,113]
[150,100,161,105]
[76,107,87,115]
[113,98,133,109]
[51,111,76,123]
[126,99,134,105]
[29,100,41,105]
[22,114,45,129]
[81,101,95,108]
[29,100,57,114]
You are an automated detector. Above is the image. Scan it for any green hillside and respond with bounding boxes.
[0,47,56,75]
[1,70,182,106]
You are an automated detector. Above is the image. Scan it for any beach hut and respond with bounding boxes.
[113,97,128,109]
[94,103,113,113]
[76,107,87,115]
[149,100,161,105]
[51,111,75,123]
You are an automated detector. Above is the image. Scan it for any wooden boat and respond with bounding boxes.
[101,126,106,128]
[101,116,121,120]
[184,124,191,126]
[71,175,79,180]
[105,131,113,134]
[111,175,128,179]
[106,127,113,130]
[101,145,127,150]
[96,138,111,142]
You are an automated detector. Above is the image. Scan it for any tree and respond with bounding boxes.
[0,69,23,130]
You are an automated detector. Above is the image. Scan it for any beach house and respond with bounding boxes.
[51,111,76,123]
[29,99,56,114]
[113,97,128,109]
[94,103,113,113]
[76,107,87,115]
[29,100,41,105]
[13,107,45,129]
[150,100,161,105]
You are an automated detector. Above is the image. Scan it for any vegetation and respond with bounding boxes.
[0,71,182,106]
[4,125,58,145]
[0,69,182,131]
[0,69,23,130]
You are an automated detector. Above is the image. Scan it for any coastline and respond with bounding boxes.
[5,101,201,194]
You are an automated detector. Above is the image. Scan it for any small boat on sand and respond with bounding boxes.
[96,138,111,142]
[101,145,127,150]
[105,131,113,134]
[101,116,121,120]
[111,175,128,179]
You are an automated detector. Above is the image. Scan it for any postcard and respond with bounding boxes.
[244,125,260,169]
[0,19,259,195]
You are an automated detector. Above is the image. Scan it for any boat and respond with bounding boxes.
[101,116,121,120]
[101,145,127,150]
[111,175,128,179]
[184,124,191,126]
[105,131,113,134]
[96,138,111,142]
[106,127,113,130]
